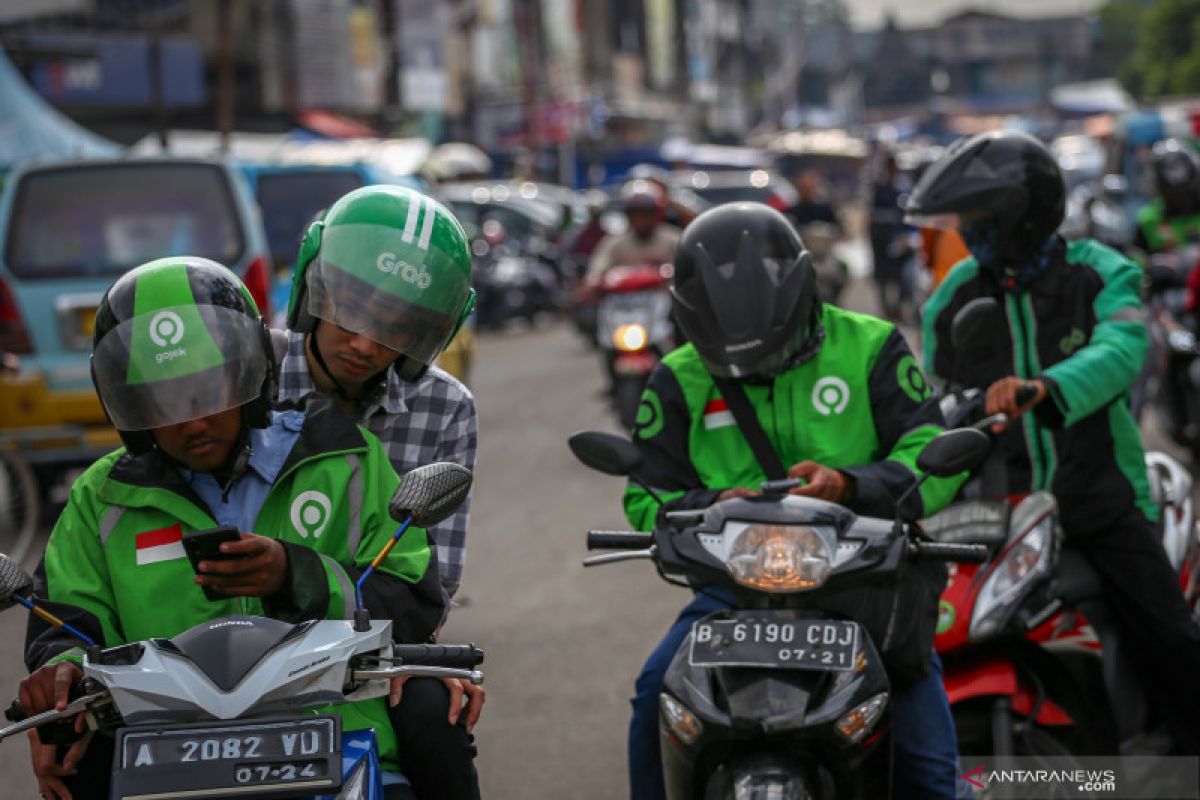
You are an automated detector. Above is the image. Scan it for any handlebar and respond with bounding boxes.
[4,699,23,723]
[587,530,653,551]
[909,541,990,563]
[390,644,485,670]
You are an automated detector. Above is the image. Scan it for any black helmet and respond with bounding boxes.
[1151,138,1200,216]
[91,256,276,455]
[671,202,819,379]
[904,130,1064,278]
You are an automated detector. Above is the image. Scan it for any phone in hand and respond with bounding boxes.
[182,525,242,601]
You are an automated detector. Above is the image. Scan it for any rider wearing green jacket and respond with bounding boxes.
[19,258,444,800]
[1135,138,1200,254]
[623,203,968,800]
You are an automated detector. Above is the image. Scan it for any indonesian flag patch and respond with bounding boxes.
[703,398,735,430]
[135,524,185,566]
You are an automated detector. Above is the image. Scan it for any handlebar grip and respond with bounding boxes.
[1016,383,1039,405]
[5,699,24,723]
[391,644,485,669]
[911,541,991,563]
[587,530,653,551]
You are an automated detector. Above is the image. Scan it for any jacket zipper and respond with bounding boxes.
[1011,296,1050,487]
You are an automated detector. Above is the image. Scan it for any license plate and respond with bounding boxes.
[690,616,859,670]
[112,716,341,799]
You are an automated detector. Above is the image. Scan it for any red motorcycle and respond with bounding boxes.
[929,299,1199,760]
[593,263,674,428]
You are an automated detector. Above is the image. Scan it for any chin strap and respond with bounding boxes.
[219,432,253,503]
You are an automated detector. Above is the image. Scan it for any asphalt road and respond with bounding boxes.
[0,276,1189,799]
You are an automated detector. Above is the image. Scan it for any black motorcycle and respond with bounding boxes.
[568,430,990,798]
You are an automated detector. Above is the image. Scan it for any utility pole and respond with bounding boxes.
[216,0,234,153]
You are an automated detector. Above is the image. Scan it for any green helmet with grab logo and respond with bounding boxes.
[287,185,475,381]
[91,256,275,454]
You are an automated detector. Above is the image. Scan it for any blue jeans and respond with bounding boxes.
[629,589,969,800]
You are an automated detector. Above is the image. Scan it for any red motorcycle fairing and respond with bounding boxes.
[614,351,660,375]
[942,657,1075,726]
[601,264,670,293]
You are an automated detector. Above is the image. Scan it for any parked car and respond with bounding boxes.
[672,168,799,213]
[0,156,271,480]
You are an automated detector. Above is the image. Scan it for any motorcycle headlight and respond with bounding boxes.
[1170,329,1197,353]
[969,515,1056,641]
[614,323,648,351]
[726,524,834,593]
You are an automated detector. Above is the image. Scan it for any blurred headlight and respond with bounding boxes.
[836,692,888,743]
[660,693,703,745]
[726,525,834,593]
[614,323,648,351]
[969,516,1056,641]
[1169,329,1197,353]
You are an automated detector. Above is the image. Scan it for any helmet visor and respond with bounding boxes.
[306,223,469,366]
[92,305,267,431]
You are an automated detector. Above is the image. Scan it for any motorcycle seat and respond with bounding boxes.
[1054,548,1105,604]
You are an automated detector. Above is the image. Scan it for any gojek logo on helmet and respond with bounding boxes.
[290,491,333,539]
[377,252,432,289]
[149,310,188,364]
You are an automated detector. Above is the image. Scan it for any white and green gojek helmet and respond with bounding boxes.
[287,185,476,381]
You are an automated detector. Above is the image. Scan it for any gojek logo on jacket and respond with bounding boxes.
[291,491,333,539]
[812,376,851,415]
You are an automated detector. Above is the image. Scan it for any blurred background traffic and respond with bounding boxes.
[0,0,1197,794]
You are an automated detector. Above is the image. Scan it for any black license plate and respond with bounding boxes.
[112,716,341,799]
[690,615,859,670]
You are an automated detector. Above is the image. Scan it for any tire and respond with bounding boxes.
[956,700,1084,800]
[615,377,645,430]
[0,448,40,564]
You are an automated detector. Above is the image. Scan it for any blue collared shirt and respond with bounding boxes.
[176,410,305,532]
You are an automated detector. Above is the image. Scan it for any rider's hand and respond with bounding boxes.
[985,377,1047,432]
[18,661,82,716]
[787,462,852,503]
[195,533,288,597]
[29,727,93,800]
[443,678,485,733]
[717,487,759,502]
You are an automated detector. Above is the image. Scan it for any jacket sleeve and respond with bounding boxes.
[25,478,124,671]
[1037,251,1147,428]
[427,389,478,599]
[622,364,720,531]
[841,329,965,519]
[264,435,445,643]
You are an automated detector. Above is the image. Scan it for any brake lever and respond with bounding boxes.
[583,546,656,568]
[0,691,110,743]
[352,666,484,685]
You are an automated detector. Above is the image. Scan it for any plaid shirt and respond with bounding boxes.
[278,331,477,599]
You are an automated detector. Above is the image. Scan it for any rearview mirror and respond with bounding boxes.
[1101,174,1128,198]
[0,553,34,609]
[951,297,1003,361]
[916,428,992,477]
[389,463,474,527]
[568,431,643,477]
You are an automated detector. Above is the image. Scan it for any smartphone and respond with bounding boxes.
[182,525,242,601]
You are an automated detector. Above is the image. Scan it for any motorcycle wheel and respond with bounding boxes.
[0,447,40,565]
[956,699,1084,799]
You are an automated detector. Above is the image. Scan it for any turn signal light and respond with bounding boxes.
[836,692,888,743]
[660,693,703,745]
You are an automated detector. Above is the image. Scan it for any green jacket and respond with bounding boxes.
[25,395,445,769]
[624,305,963,530]
[922,238,1155,534]
[1136,198,1200,252]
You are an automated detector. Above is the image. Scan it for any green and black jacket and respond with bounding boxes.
[624,305,963,530]
[24,395,445,769]
[1135,198,1200,253]
[922,238,1155,535]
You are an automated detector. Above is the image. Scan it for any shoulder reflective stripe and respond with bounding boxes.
[417,196,437,251]
[1110,307,1142,323]
[98,505,125,545]
[320,553,357,620]
[345,454,363,557]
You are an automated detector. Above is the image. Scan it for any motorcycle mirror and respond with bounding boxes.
[950,297,1003,361]
[389,462,474,528]
[568,431,644,477]
[916,428,992,477]
[0,553,33,609]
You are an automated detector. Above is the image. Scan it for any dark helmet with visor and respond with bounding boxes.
[91,257,274,454]
[1151,138,1200,217]
[670,202,820,379]
[287,185,475,382]
[904,130,1064,278]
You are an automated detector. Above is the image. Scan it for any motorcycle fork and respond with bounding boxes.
[991,696,1015,756]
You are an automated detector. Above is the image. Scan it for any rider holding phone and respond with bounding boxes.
[18,257,445,800]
